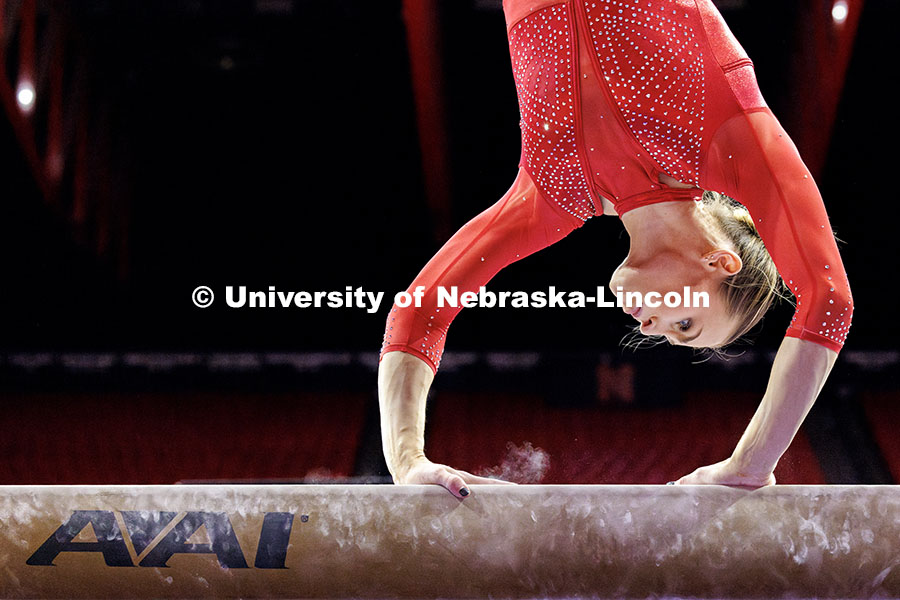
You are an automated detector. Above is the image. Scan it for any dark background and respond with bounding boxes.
[0,0,898,486]
[0,0,893,353]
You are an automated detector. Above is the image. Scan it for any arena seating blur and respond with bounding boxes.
[0,391,367,484]
[0,351,895,486]
[427,391,825,484]
[862,391,900,483]
[0,388,823,486]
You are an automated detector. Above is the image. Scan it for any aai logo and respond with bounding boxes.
[27,510,306,568]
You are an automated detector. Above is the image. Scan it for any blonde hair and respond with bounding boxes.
[701,190,786,349]
[622,191,786,354]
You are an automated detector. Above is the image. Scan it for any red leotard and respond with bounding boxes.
[381,0,853,373]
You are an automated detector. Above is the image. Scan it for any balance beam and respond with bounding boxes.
[1,484,898,598]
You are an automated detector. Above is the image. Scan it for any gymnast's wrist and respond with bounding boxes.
[726,452,776,484]
[386,446,427,479]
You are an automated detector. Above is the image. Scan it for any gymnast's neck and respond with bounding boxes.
[619,199,725,262]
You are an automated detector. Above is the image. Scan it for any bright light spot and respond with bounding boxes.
[16,82,35,112]
[832,0,849,25]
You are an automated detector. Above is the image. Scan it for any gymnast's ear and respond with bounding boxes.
[703,249,742,276]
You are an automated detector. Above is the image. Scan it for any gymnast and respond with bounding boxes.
[378,0,852,498]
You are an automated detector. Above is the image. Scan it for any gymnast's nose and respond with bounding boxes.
[640,316,656,334]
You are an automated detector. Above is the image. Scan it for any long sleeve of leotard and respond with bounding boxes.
[705,108,852,353]
[380,168,587,374]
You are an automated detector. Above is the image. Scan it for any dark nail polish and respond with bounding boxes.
[460,488,469,497]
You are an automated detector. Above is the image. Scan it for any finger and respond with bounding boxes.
[434,467,470,499]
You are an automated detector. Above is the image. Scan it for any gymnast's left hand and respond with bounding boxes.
[671,458,775,489]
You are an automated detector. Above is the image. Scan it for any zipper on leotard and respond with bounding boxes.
[566,0,604,216]
[571,0,664,184]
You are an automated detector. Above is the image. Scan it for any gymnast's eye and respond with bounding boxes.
[677,319,692,332]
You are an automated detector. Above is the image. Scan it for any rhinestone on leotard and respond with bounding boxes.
[509,5,597,221]
[584,0,706,185]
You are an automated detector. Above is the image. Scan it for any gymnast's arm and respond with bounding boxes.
[734,337,836,484]
[379,350,514,498]
[378,168,587,497]
[677,109,852,486]
[378,351,482,493]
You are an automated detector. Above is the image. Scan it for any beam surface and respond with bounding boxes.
[0,484,898,599]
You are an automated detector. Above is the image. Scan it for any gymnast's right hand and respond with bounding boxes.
[394,457,515,499]
[378,351,515,499]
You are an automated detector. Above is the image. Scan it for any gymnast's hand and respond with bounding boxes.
[378,351,516,500]
[395,457,515,500]
[671,458,775,489]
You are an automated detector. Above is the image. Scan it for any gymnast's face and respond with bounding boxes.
[608,249,739,348]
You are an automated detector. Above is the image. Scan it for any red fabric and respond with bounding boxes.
[705,109,852,350]
[381,169,584,368]
[382,0,852,373]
